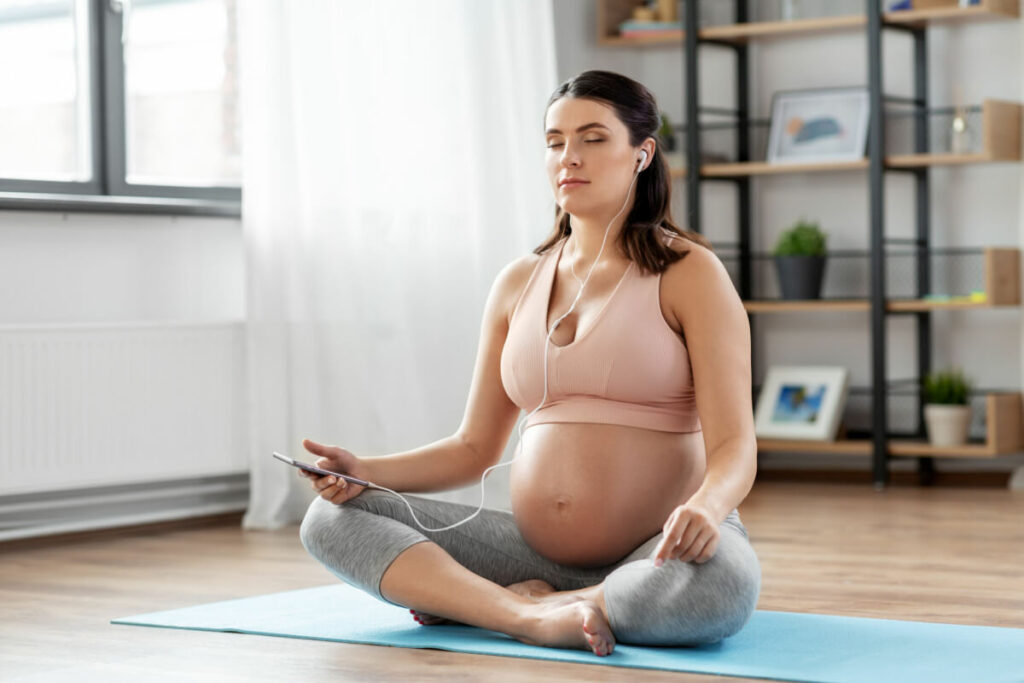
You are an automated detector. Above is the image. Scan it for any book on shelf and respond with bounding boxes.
[617,19,683,38]
[921,291,988,303]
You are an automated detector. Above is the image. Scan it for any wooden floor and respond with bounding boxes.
[2,480,1023,682]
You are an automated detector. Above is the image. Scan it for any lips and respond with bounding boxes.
[559,178,589,188]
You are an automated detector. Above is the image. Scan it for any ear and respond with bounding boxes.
[639,137,657,171]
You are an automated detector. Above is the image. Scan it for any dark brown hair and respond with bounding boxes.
[536,70,711,274]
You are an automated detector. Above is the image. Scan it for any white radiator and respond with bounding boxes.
[0,322,249,541]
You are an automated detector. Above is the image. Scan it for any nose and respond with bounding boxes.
[558,142,582,168]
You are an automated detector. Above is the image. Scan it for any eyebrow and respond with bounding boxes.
[544,122,611,136]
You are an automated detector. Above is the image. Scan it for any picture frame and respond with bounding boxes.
[766,87,870,165]
[754,366,850,441]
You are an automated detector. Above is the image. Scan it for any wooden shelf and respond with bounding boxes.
[889,246,1020,308]
[668,160,869,178]
[889,393,1023,457]
[703,160,870,177]
[758,438,872,455]
[671,98,1020,177]
[888,441,1001,457]
[598,1,1017,47]
[884,0,1019,27]
[889,100,1022,166]
[700,15,866,43]
[667,101,1020,176]
[888,153,994,167]
[759,394,1023,458]
[740,247,1020,312]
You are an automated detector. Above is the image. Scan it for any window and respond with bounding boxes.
[0,0,240,215]
[0,0,93,183]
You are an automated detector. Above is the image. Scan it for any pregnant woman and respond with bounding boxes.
[298,70,761,657]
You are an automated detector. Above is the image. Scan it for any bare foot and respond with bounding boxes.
[411,579,558,626]
[410,595,616,656]
[517,598,615,656]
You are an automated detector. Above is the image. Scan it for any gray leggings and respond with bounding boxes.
[299,489,761,646]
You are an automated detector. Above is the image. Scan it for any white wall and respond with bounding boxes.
[0,211,244,325]
[553,1,1024,474]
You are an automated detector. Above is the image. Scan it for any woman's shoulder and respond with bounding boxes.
[660,232,730,304]
[500,249,545,289]
[491,249,548,323]
[661,234,734,313]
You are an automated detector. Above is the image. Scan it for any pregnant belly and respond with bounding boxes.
[509,422,706,567]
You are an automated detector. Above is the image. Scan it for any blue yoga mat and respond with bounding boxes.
[112,583,1024,683]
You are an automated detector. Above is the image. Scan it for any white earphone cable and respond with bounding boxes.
[365,154,647,532]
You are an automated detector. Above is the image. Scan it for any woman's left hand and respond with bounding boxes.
[652,503,720,567]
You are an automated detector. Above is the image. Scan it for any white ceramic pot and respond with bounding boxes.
[923,404,972,447]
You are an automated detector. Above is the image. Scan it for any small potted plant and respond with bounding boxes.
[658,112,676,152]
[922,367,973,447]
[772,219,828,300]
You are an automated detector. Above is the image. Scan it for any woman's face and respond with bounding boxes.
[544,97,651,218]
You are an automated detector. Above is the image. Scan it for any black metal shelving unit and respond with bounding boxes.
[679,0,1006,489]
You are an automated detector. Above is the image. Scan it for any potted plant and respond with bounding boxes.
[922,367,973,447]
[658,112,676,152]
[772,219,828,300]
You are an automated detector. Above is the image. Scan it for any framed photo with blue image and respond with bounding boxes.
[766,87,869,165]
[754,366,850,441]
[890,0,981,8]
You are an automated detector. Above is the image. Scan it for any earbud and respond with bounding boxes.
[637,150,648,172]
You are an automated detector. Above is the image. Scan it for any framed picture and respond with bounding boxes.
[766,87,869,165]
[754,366,850,441]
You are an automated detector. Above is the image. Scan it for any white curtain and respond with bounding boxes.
[238,1,559,528]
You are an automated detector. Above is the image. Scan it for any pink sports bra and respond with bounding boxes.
[500,234,702,433]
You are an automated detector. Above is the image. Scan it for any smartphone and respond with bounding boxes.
[272,451,371,487]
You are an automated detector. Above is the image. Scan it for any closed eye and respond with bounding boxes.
[546,139,604,149]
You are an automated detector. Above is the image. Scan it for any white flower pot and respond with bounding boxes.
[923,404,972,447]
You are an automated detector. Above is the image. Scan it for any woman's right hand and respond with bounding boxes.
[299,438,371,504]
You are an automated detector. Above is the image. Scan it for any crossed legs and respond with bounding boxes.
[299,489,760,655]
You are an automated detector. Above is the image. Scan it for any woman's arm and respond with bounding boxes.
[667,245,757,523]
[361,256,534,493]
[361,433,492,493]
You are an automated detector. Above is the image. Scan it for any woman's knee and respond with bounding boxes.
[676,535,762,643]
[607,531,761,645]
[298,496,340,559]
[298,489,419,564]
[298,492,380,556]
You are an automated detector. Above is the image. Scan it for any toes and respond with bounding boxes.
[409,609,454,626]
[582,626,606,655]
[581,606,615,656]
